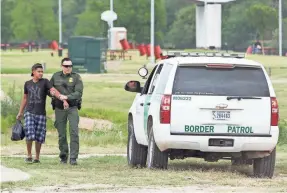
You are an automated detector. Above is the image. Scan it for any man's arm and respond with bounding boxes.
[46,78,69,109]
[66,75,83,100]
[17,83,28,120]
[47,76,56,97]
[17,94,27,116]
[45,79,65,100]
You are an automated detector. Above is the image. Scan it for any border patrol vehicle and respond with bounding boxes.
[124,52,279,178]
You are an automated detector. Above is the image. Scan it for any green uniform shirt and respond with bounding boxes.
[50,71,83,107]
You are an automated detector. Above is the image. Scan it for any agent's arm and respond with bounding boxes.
[66,75,83,100]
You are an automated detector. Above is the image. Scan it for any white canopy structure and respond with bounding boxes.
[190,0,235,49]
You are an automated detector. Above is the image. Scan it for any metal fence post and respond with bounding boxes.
[268,67,271,77]
[42,63,46,71]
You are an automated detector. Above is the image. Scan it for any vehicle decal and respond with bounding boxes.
[144,95,152,139]
[184,125,254,134]
[185,125,215,133]
[173,96,191,101]
[228,126,254,134]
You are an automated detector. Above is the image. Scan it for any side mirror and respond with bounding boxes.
[138,66,148,78]
[124,80,142,93]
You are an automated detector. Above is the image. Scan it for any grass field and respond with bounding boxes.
[1,49,287,191]
[1,149,287,191]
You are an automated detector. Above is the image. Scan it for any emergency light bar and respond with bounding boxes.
[165,52,245,59]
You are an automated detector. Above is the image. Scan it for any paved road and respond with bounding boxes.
[1,165,30,183]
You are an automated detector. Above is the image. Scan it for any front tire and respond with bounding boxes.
[127,116,147,167]
[147,126,168,169]
[253,148,276,178]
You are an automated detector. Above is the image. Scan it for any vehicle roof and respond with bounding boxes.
[163,56,263,67]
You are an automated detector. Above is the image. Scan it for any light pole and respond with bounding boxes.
[150,0,155,64]
[110,0,114,28]
[58,0,62,50]
[279,0,282,56]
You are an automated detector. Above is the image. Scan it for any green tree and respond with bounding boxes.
[271,18,287,51]
[75,0,166,44]
[165,5,196,48]
[222,0,272,51]
[60,0,87,41]
[1,0,15,43]
[11,0,58,41]
[246,4,277,53]
[74,0,106,37]
[165,0,192,33]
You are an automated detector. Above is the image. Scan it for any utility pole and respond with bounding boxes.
[150,0,155,64]
[110,0,114,28]
[58,0,62,50]
[279,0,282,56]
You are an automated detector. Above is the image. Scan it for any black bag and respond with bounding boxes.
[11,120,25,141]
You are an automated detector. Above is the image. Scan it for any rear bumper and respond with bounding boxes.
[153,125,279,152]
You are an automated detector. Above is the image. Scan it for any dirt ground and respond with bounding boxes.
[3,183,285,193]
[48,114,113,131]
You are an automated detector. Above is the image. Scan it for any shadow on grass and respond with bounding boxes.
[168,159,252,177]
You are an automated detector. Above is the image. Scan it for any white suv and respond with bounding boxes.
[124,52,279,178]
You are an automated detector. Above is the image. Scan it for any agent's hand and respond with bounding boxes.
[16,113,23,120]
[59,94,68,101]
[63,100,69,109]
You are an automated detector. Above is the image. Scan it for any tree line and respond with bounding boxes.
[1,0,287,50]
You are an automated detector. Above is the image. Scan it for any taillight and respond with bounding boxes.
[160,95,171,124]
[271,97,279,126]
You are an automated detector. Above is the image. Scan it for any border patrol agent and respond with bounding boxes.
[50,58,83,165]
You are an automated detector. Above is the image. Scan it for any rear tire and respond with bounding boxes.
[147,126,168,169]
[127,117,147,167]
[253,147,276,178]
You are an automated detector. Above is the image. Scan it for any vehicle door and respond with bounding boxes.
[134,65,159,145]
[143,64,164,140]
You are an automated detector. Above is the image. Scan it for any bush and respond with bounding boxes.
[1,81,21,134]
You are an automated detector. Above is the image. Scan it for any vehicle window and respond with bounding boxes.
[172,66,270,97]
[155,63,173,94]
[141,65,158,95]
[148,64,163,94]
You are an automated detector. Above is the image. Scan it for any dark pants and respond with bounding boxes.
[54,107,79,159]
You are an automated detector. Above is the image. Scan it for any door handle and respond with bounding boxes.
[140,103,144,106]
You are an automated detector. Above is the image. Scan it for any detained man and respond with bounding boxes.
[16,63,67,163]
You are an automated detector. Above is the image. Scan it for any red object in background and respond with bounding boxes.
[129,42,135,49]
[136,44,141,50]
[50,40,59,50]
[138,44,146,56]
[285,52,287,57]
[145,44,151,57]
[154,45,162,59]
[120,39,130,50]
[246,46,252,54]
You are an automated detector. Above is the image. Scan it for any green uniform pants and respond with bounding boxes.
[54,107,79,159]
